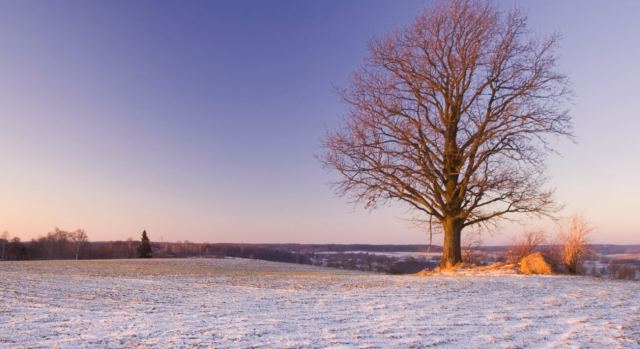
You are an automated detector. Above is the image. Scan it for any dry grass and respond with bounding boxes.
[557,215,593,274]
[415,262,519,276]
[519,252,556,275]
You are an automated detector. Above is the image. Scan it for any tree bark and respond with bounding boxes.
[441,218,463,268]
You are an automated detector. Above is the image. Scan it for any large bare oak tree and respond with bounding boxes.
[322,0,571,267]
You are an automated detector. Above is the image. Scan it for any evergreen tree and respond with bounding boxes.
[137,230,152,258]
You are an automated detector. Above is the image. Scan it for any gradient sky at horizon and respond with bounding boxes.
[1,0,639,244]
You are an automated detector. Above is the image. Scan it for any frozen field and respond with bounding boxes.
[1,259,639,348]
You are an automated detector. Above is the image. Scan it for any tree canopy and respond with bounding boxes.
[322,0,571,267]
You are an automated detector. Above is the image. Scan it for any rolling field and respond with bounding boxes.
[1,259,639,348]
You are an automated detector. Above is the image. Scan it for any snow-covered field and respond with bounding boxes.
[1,259,639,348]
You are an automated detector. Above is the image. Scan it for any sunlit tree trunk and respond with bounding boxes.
[441,218,463,267]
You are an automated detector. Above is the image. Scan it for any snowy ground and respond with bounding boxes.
[1,259,639,348]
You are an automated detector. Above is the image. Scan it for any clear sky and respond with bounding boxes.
[0,0,638,244]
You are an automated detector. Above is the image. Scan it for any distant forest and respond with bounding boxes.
[2,229,639,276]
[0,228,443,262]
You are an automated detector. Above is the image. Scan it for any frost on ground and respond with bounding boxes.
[1,259,639,349]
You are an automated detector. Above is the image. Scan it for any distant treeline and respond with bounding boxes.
[3,231,640,262]
[0,229,442,262]
[0,231,439,274]
[0,231,315,264]
[1,228,89,261]
[479,244,640,255]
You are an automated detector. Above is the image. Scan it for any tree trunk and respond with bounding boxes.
[441,217,463,268]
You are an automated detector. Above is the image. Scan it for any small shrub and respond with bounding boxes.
[506,231,545,263]
[462,231,483,264]
[557,215,592,274]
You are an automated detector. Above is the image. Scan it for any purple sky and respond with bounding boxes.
[1,0,639,244]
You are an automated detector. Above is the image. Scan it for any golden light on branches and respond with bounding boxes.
[322,0,572,267]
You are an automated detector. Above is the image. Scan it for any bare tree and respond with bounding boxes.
[506,230,545,263]
[125,238,136,258]
[322,0,571,267]
[461,230,483,264]
[1,231,8,260]
[70,229,89,260]
[46,228,70,259]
